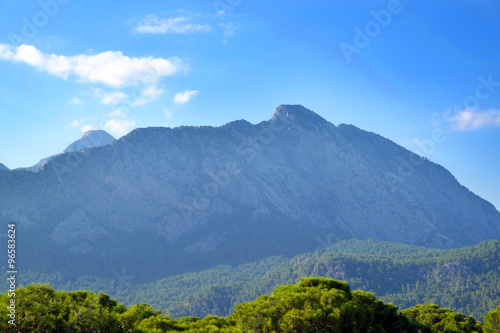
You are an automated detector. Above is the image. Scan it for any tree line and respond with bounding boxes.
[1,277,499,332]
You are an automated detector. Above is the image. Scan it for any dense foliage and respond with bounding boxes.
[1,278,493,332]
[483,306,500,333]
[401,305,483,333]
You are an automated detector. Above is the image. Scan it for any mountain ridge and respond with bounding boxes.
[0,104,498,281]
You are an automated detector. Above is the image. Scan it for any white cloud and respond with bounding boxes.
[94,89,127,105]
[81,124,96,133]
[133,85,165,106]
[105,108,135,136]
[447,108,500,131]
[70,97,83,105]
[68,120,100,134]
[102,92,126,105]
[69,119,84,128]
[173,89,199,104]
[134,15,211,34]
[0,43,183,88]
[108,110,127,118]
[104,119,136,137]
[164,108,172,118]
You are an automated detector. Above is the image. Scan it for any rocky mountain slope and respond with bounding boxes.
[0,105,498,280]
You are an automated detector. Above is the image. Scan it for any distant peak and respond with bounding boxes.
[63,130,116,153]
[222,119,253,129]
[271,104,331,126]
[81,129,114,140]
[273,104,311,117]
[0,163,9,171]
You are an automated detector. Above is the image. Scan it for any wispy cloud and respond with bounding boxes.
[133,85,165,106]
[173,89,199,104]
[104,108,136,137]
[134,15,211,34]
[108,110,127,118]
[220,22,239,37]
[0,43,183,88]
[219,22,240,44]
[69,119,95,133]
[81,124,96,133]
[69,119,84,128]
[164,108,172,118]
[94,89,127,105]
[104,119,136,137]
[447,108,500,131]
[70,97,83,105]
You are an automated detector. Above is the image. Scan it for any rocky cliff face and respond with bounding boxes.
[1,105,498,281]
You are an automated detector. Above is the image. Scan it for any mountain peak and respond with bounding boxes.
[63,130,115,153]
[271,104,330,125]
[0,163,9,171]
[81,129,111,139]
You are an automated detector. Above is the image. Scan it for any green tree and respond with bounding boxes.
[231,277,412,333]
[484,306,500,333]
[401,304,483,333]
[119,303,162,331]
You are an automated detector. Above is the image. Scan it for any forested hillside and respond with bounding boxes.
[2,278,496,332]
[3,239,499,321]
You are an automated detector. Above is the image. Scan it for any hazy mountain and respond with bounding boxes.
[21,130,115,172]
[0,163,8,171]
[0,105,499,281]
[63,130,116,153]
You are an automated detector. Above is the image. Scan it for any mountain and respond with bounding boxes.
[62,130,116,153]
[22,130,115,172]
[0,163,8,171]
[0,105,499,281]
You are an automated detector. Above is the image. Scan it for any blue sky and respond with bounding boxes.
[0,0,499,209]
